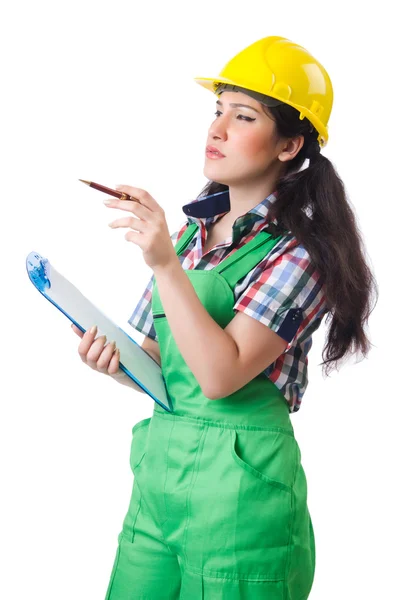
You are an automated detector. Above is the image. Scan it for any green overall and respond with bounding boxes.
[105,223,316,599]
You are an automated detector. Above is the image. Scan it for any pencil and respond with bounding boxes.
[79,179,138,202]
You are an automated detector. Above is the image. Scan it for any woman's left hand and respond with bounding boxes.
[105,184,178,272]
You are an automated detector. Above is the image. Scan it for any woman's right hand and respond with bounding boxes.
[71,323,120,376]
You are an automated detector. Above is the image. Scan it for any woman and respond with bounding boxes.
[72,36,378,598]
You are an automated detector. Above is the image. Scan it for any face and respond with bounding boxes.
[204,91,284,185]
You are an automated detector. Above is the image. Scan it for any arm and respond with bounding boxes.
[141,336,161,366]
[153,260,238,399]
[152,260,287,399]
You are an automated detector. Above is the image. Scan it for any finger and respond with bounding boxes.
[96,341,117,373]
[77,334,105,366]
[115,185,163,213]
[107,348,120,375]
[71,323,84,338]
[115,184,142,200]
[85,335,108,368]
[104,196,152,219]
[108,216,146,232]
[77,326,99,360]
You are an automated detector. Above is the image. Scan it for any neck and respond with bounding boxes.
[225,158,283,221]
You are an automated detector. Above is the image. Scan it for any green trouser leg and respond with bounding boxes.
[104,415,315,599]
[104,480,181,599]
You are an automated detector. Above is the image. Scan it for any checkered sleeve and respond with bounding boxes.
[233,244,327,354]
[127,272,157,340]
[127,221,188,342]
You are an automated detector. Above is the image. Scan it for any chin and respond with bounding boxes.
[203,169,230,187]
[203,165,229,182]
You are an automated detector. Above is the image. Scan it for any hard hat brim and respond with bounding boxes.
[194,77,283,107]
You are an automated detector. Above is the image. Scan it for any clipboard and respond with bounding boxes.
[25,251,173,413]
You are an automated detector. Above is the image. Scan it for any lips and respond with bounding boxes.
[206,145,225,157]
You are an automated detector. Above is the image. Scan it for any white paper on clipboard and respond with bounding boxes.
[25,251,173,413]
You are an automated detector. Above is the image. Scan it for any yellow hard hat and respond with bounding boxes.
[194,35,333,148]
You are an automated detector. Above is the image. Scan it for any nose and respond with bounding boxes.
[208,114,228,141]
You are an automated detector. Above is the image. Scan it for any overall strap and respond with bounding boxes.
[174,222,286,290]
[174,222,199,255]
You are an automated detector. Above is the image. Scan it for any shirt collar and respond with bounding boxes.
[181,188,281,232]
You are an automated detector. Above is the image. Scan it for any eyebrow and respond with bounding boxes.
[216,99,260,114]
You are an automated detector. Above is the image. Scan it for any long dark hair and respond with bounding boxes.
[198,101,379,377]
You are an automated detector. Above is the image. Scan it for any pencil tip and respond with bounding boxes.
[79,179,91,185]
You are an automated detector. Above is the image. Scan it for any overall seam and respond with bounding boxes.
[282,440,300,598]
[162,415,177,527]
[183,560,285,582]
[181,425,208,567]
[135,479,176,557]
[130,488,142,543]
[153,409,295,437]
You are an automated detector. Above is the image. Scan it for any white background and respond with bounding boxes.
[1,1,395,598]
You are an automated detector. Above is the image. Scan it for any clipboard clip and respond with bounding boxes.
[26,252,51,292]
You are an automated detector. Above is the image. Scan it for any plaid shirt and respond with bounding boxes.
[128,189,327,413]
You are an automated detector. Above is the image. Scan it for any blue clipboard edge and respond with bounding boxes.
[25,250,174,413]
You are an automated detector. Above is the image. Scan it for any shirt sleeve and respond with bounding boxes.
[232,243,327,354]
[127,221,189,342]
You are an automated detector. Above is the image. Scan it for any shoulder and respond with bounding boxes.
[247,229,323,290]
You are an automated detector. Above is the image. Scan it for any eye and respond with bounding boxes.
[214,110,255,122]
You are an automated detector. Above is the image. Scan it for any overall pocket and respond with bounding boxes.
[230,428,297,493]
[129,417,152,472]
[120,417,152,544]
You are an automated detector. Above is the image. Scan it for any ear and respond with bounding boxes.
[278,134,305,163]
